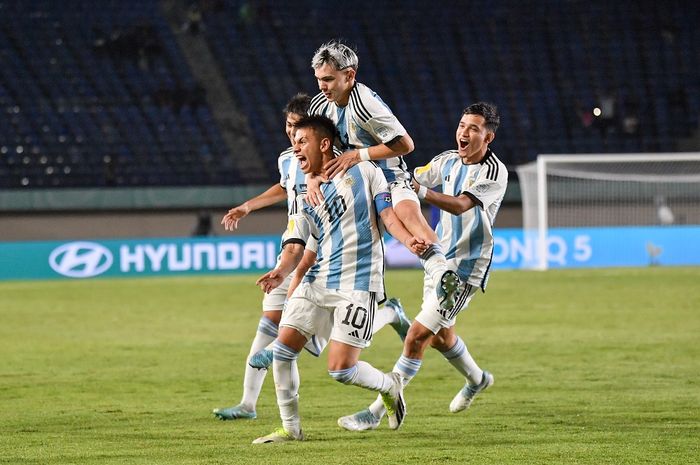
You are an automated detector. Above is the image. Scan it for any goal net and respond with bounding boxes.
[516,153,700,269]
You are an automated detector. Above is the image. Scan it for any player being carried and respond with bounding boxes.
[252,115,429,443]
[338,102,508,431]
[213,94,410,421]
[306,40,461,312]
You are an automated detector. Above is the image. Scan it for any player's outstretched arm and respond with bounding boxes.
[379,206,429,256]
[256,242,305,293]
[412,179,477,215]
[221,184,286,230]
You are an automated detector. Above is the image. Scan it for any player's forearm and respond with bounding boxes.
[244,184,286,211]
[360,134,415,161]
[276,242,305,278]
[287,251,316,298]
[423,189,476,215]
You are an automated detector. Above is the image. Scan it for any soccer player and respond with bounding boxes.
[213,95,410,421]
[338,102,508,431]
[252,115,428,443]
[307,40,462,312]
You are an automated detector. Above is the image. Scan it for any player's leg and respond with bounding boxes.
[213,275,291,420]
[339,276,482,430]
[253,282,325,443]
[427,287,493,413]
[338,273,434,431]
[326,290,406,429]
[390,182,461,310]
[373,297,411,340]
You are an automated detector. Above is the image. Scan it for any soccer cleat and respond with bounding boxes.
[437,270,462,311]
[449,371,494,413]
[248,348,274,369]
[337,408,381,431]
[252,428,304,444]
[380,372,406,430]
[385,298,411,341]
[212,404,257,420]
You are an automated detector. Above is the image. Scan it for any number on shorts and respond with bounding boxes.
[341,303,367,329]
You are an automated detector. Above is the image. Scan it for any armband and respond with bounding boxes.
[417,185,428,200]
[374,193,392,214]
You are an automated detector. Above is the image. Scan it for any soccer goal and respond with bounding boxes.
[516,153,700,270]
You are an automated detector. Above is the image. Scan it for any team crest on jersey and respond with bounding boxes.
[344,176,355,187]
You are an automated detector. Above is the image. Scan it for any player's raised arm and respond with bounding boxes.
[221,184,286,231]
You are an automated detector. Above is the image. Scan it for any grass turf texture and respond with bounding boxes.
[1,268,698,465]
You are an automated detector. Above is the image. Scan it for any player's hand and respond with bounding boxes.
[324,150,360,179]
[305,173,325,207]
[256,269,285,293]
[221,203,251,231]
[405,237,429,256]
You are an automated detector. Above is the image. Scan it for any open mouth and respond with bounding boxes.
[459,139,469,150]
[296,154,309,170]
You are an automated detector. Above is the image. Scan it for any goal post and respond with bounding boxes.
[516,153,700,270]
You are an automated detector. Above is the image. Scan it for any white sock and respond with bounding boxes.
[372,305,399,333]
[240,316,278,411]
[368,355,422,419]
[272,340,301,435]
[329,361,394,392]
[420,244,448,285]
[441,336,483,385]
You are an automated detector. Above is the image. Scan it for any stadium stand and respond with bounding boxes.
[0,0,698,189]
[0,0,237,188]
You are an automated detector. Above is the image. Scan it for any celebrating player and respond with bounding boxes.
[252,115,428,443]
[307,40,462,312]
[338,102,508,431]
[213,95,410,421]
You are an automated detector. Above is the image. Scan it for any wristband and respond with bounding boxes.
[359,148,371,161]
[417,185,428,200]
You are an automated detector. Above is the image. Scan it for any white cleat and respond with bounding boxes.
[449,371,494,413]
[337,408,381,431]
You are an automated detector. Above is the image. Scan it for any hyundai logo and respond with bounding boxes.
[49,242,113,278]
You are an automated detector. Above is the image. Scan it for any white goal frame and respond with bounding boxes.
[518,152,700,270]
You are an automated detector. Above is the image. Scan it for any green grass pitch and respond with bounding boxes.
[1,267,699,464]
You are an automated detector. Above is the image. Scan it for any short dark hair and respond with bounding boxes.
[464,102,500,133]
[293,115,338,143]
[283,93,311,116]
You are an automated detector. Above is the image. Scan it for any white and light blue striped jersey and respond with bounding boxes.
[283,162,390,300]
[278,147,306,215]
[308,82,410,183]
[414,148,508,290]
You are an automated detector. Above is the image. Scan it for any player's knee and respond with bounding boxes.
[429,333,449,351]
[328,365,358,385]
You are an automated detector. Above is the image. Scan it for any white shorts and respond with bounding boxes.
[261,271,294,311]
[389,180,420,206]
[415,273,479,334]
[280,281,379,349]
